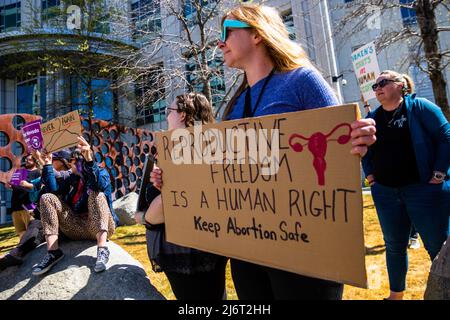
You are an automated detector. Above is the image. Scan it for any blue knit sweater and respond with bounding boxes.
[225,67,339,120]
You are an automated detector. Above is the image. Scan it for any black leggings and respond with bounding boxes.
[230,259,344,300]
[165,258,227,300]
[13,219,45,258]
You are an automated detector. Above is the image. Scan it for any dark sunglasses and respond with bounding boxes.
[372,79,395,91]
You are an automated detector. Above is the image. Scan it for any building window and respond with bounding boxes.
[301,1,316,62]
[41,0,62,28]
[282,9,296,41]
[185,50,225,110]
[183,0,218,25]
[400,0,417,27]
[17,78,40,116]
[70,77,113,121]
[0,0,21,33]
[135,63,166,126]
[131,0,161,41]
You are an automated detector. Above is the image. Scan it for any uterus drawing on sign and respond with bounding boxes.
[288,123,352,186]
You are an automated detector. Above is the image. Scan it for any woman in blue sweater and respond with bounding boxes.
[205,3,376,300]
[362,70,450,300]
[151,3,376,300]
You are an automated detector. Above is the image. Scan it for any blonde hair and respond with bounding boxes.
[380,70,415,95]
[221,4,313,120]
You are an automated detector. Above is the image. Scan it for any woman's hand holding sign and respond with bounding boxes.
[350,118,377,157]
[77,136,93,162]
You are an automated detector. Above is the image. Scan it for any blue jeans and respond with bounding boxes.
[371,181,450,292]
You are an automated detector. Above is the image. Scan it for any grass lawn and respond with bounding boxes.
[0,195,431,300]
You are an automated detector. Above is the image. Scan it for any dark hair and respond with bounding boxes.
[175,92,215,127]
[70,149,87,177]
[23,153,37,164]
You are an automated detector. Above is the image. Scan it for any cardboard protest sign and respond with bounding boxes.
[352,41,380,101]
[9,168,28,186]
[41,110,82,153]
[21,120,44,152]
[155,104,368,288]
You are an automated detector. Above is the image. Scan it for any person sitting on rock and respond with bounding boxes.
[0,151,73,271]
[31,136,118,276]
[7,154,41,240]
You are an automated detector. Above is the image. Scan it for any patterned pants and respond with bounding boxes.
[40,192,115,240]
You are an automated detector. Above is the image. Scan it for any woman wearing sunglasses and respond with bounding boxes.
[215,4,377,300]
[362,70,450,300]
[137,93,228,300]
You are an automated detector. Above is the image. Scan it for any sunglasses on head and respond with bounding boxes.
[372,79,395,91]
[220,19,251,42]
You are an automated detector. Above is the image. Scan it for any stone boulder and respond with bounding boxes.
[0,240,165,300]
[424,236,450,300]
[113,192,139,226]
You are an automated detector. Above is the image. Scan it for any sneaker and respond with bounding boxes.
[409,238,421,250]
[94,247,110,273]
[32,249,64,276]
[0,254,23,271]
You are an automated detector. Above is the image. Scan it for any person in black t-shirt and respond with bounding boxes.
[362,70,450,300]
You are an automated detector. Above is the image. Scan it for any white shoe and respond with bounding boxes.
[409,238,420,249]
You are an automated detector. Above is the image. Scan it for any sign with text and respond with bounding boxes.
[156,104,367,288]
[41,110,82,153]
[21,120,44,152]
[9,168,28,186]
[352,41,380,101]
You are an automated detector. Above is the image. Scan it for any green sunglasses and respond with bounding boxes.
[220,19,251,42]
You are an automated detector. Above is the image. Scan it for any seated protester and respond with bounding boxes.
[7,154,41,239]
[30,136,119,276]
[0,151,72,271]
[136,93,228,300]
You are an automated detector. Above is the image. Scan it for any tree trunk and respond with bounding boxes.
[424,236,450,299]
[416,0,449,120]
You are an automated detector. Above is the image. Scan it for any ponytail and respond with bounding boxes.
[402,74,415,95]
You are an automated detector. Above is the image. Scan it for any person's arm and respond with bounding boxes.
[19,180,34,190]
[41,165,59,192]
[144,194,165,224]
[415,99,450,180]
[31,149,61,192]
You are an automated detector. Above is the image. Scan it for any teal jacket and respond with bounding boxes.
[362,94,450,183]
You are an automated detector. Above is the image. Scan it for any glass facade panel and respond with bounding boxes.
[71,77,113,121]
[0,0,21,33]
[400,0,417,27]
[131,0,161,41]
[185,49,225,110]
[282,9,296,41]
[135,64,166,126]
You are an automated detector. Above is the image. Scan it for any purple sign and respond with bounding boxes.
[22,203,37,211]
[21,120,44,152]
[9,168,28,186]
